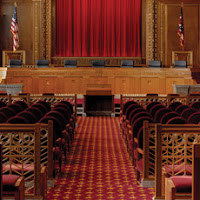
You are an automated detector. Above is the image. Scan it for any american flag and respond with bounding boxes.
[10,3,19,51]
[177,7,184,46]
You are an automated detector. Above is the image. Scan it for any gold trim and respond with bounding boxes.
[46,0,51,61]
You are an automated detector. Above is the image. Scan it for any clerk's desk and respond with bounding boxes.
[2,66,195,95]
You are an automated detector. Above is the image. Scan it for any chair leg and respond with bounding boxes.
[59,157,62,173]
[136,169,140,185]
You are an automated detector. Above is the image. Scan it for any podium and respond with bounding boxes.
[85,88,114,116]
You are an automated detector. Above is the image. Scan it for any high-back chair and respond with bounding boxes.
[8,59,22,68]
[174,60,187,68]
[36,60,49,68]
[91,60,105,68]
[148,60,161,68]
[121,60,134,68]
[64,60,77,68]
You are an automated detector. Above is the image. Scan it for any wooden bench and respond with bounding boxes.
[154,124,200,199]
[0,122,53,199]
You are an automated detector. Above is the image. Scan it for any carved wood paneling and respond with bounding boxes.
[158,0,200,68]
[146,0,158,64]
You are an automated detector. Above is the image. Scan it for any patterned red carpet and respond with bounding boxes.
[47,117,154,200]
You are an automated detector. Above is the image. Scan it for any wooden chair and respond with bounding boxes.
[154,124,200,199]
[165,144,200,200]
[0,143,25,200]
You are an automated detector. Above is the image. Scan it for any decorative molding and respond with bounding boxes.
[33,0,39,62]
[146,0,155,63]
[40,0,46,59]
[46,0,51,61]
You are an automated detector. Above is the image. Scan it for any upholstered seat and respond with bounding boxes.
[7,104,23,113]
[190,101,200,110]
[166,116,187,124]
[174,60,187,68]
[8,59,22,68]
[2,175,24,200]
[168,101,182,111]
[163,165,192,177]
[91,60,105,68]
[17,111,37,124]
[146,101,162,112]
[148,60,161,68]
[14,101,28,110]
[6,116,29,124]
[160,112,179,124]
[181,107,197,119]
[149,104,165,117]
[125,104,142,120]
[187,112,200,124]
[154,108,171,123]
[64,60,77,68]
[36,60,49,68]
[175,104,189,114]
[128,108,146,123]
[121,60,134,68]
[169,176,192,193]
[122,101,138,116]
[32,103,48,115]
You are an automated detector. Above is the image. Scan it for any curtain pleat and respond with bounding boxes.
[56,0,141,57]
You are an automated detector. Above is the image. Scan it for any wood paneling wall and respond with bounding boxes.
[0,0,46,66]
[157,0,200,67]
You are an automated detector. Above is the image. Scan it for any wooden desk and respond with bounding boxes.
[3,67,195,94]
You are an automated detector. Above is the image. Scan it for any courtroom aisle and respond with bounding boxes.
[47,116,154,200]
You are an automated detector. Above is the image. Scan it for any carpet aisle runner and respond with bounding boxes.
[47,117,154,200]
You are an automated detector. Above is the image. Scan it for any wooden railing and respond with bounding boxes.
[120,93,200,111]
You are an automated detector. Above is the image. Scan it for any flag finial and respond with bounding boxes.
[181,2,184,7]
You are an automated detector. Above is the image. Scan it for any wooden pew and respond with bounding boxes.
[0,122,53,199]
[154,124,200,199]
[165,143,200,200]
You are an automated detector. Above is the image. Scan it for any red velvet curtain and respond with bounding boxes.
[56,0,141,57]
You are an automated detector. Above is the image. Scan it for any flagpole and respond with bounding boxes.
[181,2,184,51]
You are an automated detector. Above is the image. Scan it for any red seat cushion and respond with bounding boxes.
[134,148,139,160]
[2,174,20,191]
[136,159,143,173]
[170,176,192,193]
[163,165,192,176]
[53,147,62,159]
[128,140,133,151]
[3,164,44,172]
